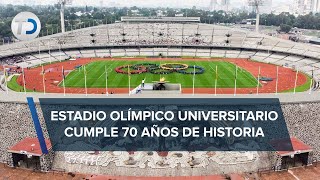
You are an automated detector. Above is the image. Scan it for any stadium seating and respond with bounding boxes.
[0,22,320,82]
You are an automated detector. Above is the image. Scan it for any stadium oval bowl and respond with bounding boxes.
[1,22,320,177]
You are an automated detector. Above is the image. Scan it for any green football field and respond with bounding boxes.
[62,60,259,88]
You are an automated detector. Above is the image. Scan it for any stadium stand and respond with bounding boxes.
[0,23,319,74]
[0,21,320,176]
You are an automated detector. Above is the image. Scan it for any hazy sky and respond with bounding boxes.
[1,0,293,9]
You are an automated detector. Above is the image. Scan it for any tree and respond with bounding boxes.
[280,24,292,33]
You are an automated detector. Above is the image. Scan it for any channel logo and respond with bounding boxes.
[11,12,41,41]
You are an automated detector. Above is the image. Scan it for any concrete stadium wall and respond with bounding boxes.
[0,45,312,60]
[0,94,319,172]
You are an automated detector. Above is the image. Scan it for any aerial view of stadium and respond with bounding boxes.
[0,0,320,179]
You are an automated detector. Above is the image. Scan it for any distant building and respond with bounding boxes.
[311,0,320,13]
[273,4,291,15]
[240,19,256,25]
[131,10,140,16]
[209,0,218,11]
[175,13,184,17]
[156,10,165,17]
[294,0,320,15]
[260,0,273,14]
[121,17,201,23]
[220,0,230,12]
[208,0,231,12]
[294,0,305,14]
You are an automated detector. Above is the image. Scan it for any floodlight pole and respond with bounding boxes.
[167,23,169,43]
[59,43,62,62]
[60,0,66,33]
[293,68,299,94]
[234,66,238,96]
[48,41,51,64]
[84,66,88,96]
[256,66,260,95]
[3,65,8,94]
[211,27,215,44]
[182,24,185,44]
[193,65,196,96]
[309,66,314,94]
[107,25,110,44]
[22,68,26,94]
[137,24,140,41]
[39,43,41,66]
[105,66,108,96]
[128,65,131,96]
[256,5,260,33]
[275,66,279,95]
[197,24,199,35]
[42,66,46,95]
[62,66,66,96]
[249,0,262,33]
[152,24,155,44]
[215,65,218,96]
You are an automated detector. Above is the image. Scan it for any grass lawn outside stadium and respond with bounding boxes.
[62,60,260,88]
[7,75,34,92]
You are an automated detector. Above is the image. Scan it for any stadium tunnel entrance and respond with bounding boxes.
[11,153,40,170]
[272,137,313,171]
[281,152,310,170]
[6,138,54,172]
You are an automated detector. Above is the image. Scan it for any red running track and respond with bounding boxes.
[16,58,308,94]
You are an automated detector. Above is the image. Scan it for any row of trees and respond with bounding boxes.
[1,4,320,39]
[260,13,320,30]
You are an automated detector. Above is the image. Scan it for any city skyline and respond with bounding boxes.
[0,0,291,9]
